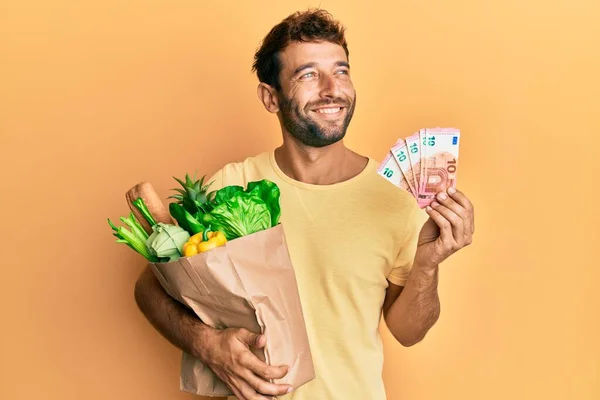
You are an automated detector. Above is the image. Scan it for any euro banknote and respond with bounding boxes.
[377,128,460,208]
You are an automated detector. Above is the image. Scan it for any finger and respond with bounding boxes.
[430,202,464,246]
[237,329,266,349]
[435,191,472,236]
[226,375,249,400]
[240,351,290,381]
[425,205,454,246]
[243,369,293,397]
[229,381,248,400]
[446,187,473,211]
[447,187,475,233]
[237,379,271,400]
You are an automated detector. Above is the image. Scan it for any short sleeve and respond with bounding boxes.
[206,168,225,193]
[386,205,430,286]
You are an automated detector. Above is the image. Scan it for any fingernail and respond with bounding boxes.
[448,187,456,194]
[287,387,293,393]
[437,192,447,200]
[426,206,432,212]
[431,201,439,207]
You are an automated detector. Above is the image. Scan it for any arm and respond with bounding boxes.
[383,187,474,347]
[382,265,440,347]
[133,266,214,359]
[134,266,293,400]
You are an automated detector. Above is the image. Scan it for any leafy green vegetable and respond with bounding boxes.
[213,185,244,205]
[246,180,281,226]
[202,191,272,240]
[146,223,190,261]
[169,203,205,234]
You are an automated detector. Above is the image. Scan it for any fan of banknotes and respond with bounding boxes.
[377,127,460,209]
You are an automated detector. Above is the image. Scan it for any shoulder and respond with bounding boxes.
[365,158,418,211]
[207,151,272,190]
[364,158,429,233]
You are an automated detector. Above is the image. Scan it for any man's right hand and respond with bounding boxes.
[199,327,293,400]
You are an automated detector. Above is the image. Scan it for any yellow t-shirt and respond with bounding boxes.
[208,151,428,400]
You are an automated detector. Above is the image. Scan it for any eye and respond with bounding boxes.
[336,69,349,75]
[301,71,316,79]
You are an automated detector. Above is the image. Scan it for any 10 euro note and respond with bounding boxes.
[377,152,414,194]
[417,128,460,208]
[390,139,418,197]
[404,133,422,192]
[377,128,461,209]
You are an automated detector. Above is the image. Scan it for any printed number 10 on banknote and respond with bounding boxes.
[418,128,460,208]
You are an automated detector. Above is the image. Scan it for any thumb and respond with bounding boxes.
[237,329,266,348]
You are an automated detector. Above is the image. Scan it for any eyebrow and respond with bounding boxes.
[293,62,317,75]
[293,61,350,75]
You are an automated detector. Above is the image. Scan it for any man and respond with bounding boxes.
[134,9,474,400]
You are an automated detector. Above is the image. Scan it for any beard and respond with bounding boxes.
[278,92,356,148]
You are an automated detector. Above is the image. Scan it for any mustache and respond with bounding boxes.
[307,98,351,109]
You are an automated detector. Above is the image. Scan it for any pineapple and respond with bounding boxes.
[169,172,215,217]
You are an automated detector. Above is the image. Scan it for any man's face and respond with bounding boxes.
[276,41,356,148]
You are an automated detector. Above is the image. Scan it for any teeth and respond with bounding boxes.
[316,107,341,114]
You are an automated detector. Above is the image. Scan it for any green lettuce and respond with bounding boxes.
[203,191,271,240]
[246,180,281,226]
[202,180,281,240]
[213,185,244,205]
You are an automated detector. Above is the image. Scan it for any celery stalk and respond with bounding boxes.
[121,213,149,241]
[132,197,157,227]
[108,218,158,262]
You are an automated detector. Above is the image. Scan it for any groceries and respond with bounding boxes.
[107,172,314,397]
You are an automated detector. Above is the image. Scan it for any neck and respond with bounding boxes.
[274,136,369,185]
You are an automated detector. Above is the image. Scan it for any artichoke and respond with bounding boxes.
[146,223,190,261]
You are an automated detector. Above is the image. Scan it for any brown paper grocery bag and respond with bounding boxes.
[148,224,315,397]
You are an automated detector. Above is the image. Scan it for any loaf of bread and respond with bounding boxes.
[125,182,174,235]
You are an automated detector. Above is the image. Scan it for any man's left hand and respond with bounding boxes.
[415,187,475,270]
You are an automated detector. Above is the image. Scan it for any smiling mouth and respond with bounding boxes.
[312,107,345,114]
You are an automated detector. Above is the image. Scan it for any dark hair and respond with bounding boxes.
[252,9,350,91]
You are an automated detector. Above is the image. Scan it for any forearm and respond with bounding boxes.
[385,263,440,346]
[134,266,214,361]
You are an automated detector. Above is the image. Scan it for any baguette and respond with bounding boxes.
[125,181,174,235]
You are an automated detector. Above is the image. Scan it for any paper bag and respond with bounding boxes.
[148,224,315,397]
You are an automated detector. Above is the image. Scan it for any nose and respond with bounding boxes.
[318,72,342,99]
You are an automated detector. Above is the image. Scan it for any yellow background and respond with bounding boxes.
[1,0,598,399]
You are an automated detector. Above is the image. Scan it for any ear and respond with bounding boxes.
[257,83,280,113]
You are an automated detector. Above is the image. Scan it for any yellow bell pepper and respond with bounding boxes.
[183,228,227,256]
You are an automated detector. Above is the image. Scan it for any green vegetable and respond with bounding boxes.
[146,222,190,261]
[200,180,282,240]
[202,190,272,240]
[108,213,159,262]
[246,180,281,226]
[213,185,244,205]
[132,197,157,227]
[169,173,215,216]
[169,202,205,235]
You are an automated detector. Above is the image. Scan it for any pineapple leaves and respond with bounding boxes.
[169,171,214,217]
